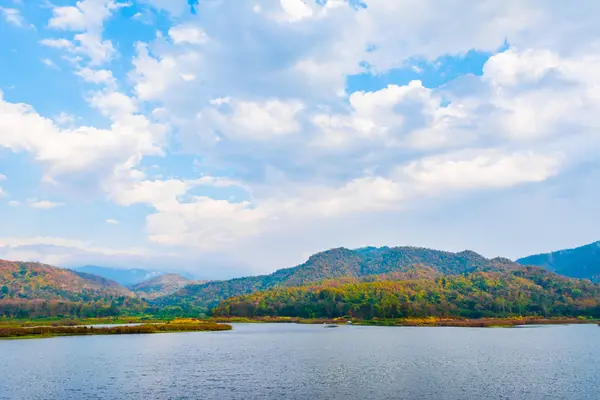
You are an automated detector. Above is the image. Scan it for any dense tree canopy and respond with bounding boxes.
[213,267,600,319]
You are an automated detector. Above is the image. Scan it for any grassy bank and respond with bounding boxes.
[0,316,171,328]
[208,316,599,327]
[0,321,231,339]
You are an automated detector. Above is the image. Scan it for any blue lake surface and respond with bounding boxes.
[1,323,599,399]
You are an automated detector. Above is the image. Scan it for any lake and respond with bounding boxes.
[1,323,599,399]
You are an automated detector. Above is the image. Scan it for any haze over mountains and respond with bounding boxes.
[73,266,167,286]
[516,241,600,283]
[1,240,599,318]
[131,274,203,300]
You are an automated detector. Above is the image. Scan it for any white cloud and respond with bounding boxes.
[40,38,75,50]
[27,200,65,209]
[0,91,166,190]
[0,173,6,181]
[197,99,304,141]
[44,0,126,65]
[53,112,76,127]
[0,187,5,198]
[0,7,24,27]
[399,150,563,193]
[75,67,116,86]
[41,58,60,70]
[4,0,600,273]
[277,0,314,22]
[8,200,19,207]
[105,218,119,224]
[0,236,161,267]
[169,25,208,45]
[48,0,123,32]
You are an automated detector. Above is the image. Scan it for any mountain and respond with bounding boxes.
[73,265,165,286]
[131,274,199,300]
[213,266,600,319]
[156,246,520,312]
[0,260,146,318]
[517,241,600,283]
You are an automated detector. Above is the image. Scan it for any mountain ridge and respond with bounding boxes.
[131,273,200,300]
[0,260,146,318]
[155,246,522,312]
[516,241,600,282]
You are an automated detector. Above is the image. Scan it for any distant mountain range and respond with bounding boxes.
[517,241,600,283]
[131,274,204,300]
[2,240,600,319]
[72,266,166,286]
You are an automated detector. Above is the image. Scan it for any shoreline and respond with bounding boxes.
[1,316,598,339]
[208,316,600,328]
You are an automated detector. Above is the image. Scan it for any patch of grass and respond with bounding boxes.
[0,321,231,339]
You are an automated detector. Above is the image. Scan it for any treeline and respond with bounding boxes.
[0,298,147,319]
[212,267,600,319]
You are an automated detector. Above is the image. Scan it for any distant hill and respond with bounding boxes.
[73,265,165,286]
[517,241,600,283]
[131,274,200,300]
[0,260,146,318]
[213,266,600,319]
[155,246,520,312]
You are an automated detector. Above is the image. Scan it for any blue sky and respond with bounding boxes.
[1,0,600,278]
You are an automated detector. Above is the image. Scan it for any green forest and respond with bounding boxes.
[2,244,600,321]
[212,267,600,319]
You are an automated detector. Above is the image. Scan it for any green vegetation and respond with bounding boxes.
[155,247,518,312]
[517,241,600,282]
[0,260,146,318]
[212,267,600,319]
[2,244,600,325]
[0,315,170,328]
[0,320,231,339]
[209,315,597,327]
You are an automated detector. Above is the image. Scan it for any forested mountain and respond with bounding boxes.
[156,247,520,313]
[517,241,600,282]
[131,274,198,300]
[213,266,600,319]
[73,265,164,286]
[0,260,145,318]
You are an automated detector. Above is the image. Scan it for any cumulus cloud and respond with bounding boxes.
[45,0,127,65]
[0,91,167,194]
[4,0,600,273]
[168,25,208,45]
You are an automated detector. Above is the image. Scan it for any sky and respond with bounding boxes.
[0,0,599,278]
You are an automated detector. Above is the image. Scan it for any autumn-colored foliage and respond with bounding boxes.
[0,260,146,318]
[0,321,231,339]
[156,246,519,313]
[212,266,600,319]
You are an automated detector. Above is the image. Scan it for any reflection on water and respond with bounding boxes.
[1,323,599,400]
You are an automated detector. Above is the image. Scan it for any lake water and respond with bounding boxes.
[1,323,599,399]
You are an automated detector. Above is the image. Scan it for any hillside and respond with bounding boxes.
[155,246,520,312]
[73,265,164,286]
[0,260,145,318]
[517,241,600,282]
[213,266,600,319]
[131,274,198,300]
